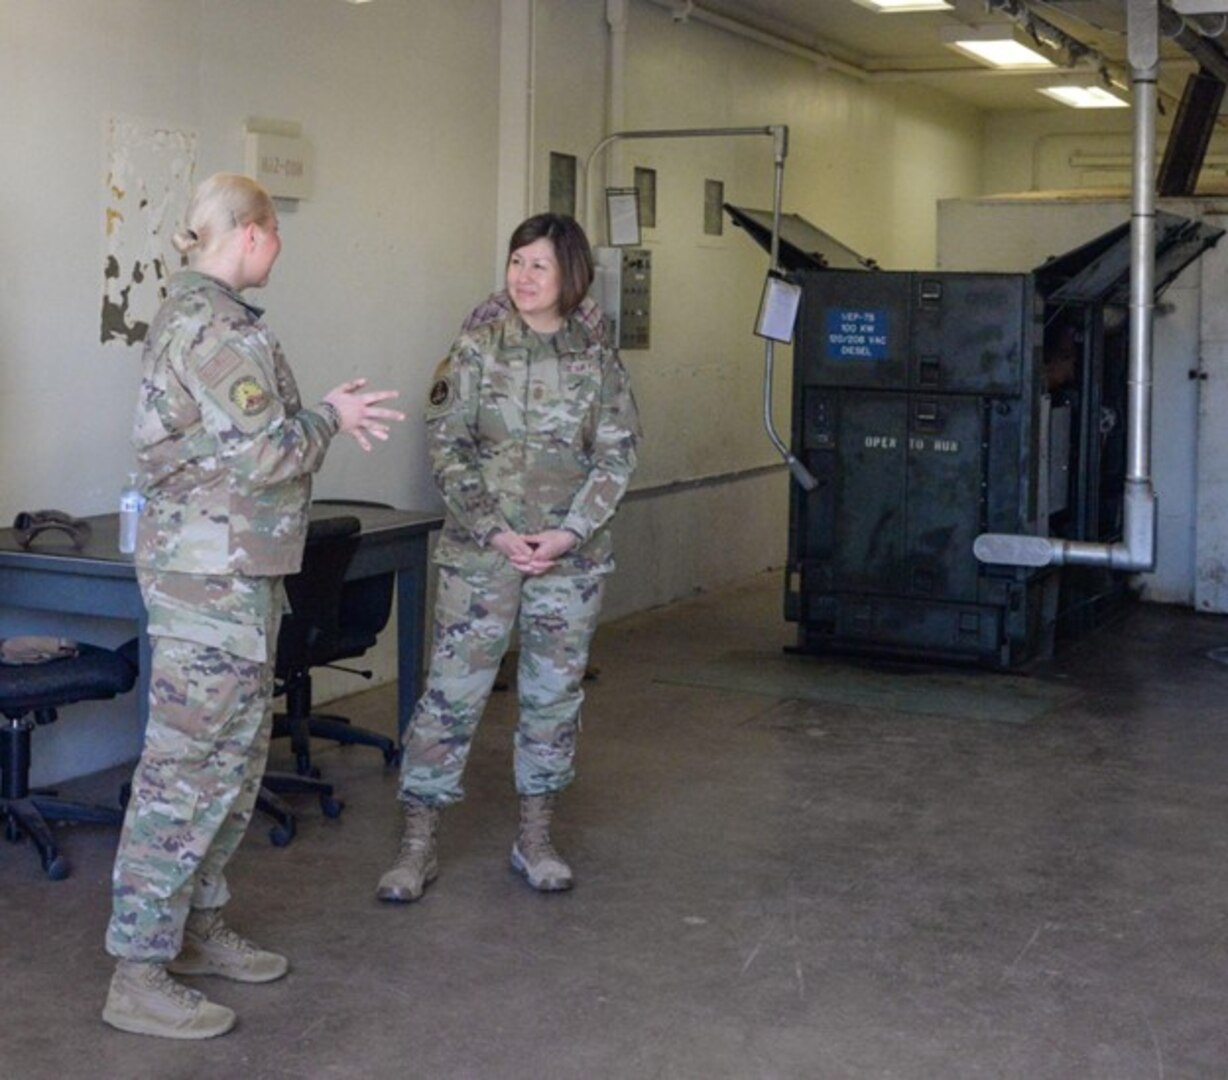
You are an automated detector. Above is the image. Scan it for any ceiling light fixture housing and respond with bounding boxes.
[1038,73,1130,108]
[851,0,952,12]
[939,23,1059,69]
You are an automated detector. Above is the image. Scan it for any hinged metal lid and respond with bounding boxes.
[1035,209,1224,304]
[723,204,878,272]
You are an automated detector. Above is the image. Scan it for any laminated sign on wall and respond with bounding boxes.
[244,124,313,201]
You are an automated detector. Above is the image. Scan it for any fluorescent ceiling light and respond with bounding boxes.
[851,0,952,12]
[940,23,1058,69]
[1038,78,1129,109]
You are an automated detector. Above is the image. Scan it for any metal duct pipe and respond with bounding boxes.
[974,0,1160,572]
[1159,1,1228,80]
[1176,8,1228,39]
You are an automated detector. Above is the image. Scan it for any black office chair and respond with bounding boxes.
[256,515,362,846]
[0,641,137,879]
[272,502,398,775]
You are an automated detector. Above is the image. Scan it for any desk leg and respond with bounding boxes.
[395,537,431,743]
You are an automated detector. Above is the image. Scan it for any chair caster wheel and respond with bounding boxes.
[321,796,344,819]
[45,855,70,881]
[269,823,295,847]
[383,746,400,767]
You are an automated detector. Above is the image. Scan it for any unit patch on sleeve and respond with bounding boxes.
[426,358,457,420]
[229,376,271,417]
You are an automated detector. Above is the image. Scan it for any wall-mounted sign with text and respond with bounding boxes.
[244,129,313,200]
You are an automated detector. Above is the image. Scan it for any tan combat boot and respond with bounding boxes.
[168,908,288,983]
[511,793,574,892]
[102,959,236,1040]
[376,802,440,903]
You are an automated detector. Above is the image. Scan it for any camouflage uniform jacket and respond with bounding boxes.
[427,309,639,575]
[132,271,340,577]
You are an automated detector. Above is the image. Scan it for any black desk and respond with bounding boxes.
[0,504,442,740]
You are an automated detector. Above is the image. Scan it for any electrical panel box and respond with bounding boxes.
[594,246,652,350]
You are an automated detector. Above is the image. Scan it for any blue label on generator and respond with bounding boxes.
[825,309,889,360]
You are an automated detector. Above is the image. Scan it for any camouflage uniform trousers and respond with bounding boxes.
[106,571,283,963]
[398,562,605,806]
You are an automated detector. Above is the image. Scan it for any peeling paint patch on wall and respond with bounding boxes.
[101,116,197,347]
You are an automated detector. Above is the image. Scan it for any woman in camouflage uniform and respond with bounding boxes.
[378,213,639,903]
[103,173,404,1040]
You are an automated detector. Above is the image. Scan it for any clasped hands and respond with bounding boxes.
[491,528,577,576]
[324,378,406,451]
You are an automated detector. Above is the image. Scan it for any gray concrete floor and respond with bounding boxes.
[3,571,1227,1079]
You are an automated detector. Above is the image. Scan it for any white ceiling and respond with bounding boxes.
[669,0,1203,111]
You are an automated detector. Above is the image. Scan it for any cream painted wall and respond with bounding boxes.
[0,0,499,524]
[981,108,1140,195]
[2,0,987,782]
[590,0,985,618]
[890,89,984,268]
[195,0,502,508]
[0,0,500,783]
[527,0,609,220]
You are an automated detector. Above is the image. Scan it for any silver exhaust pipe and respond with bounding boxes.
[975,0,1159,571]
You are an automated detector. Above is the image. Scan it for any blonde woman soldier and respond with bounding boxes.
[102,173,404,1040]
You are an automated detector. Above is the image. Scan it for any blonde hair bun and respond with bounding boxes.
[170,227,201,255]
[176,174,274,262]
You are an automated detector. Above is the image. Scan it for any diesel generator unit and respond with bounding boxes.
[779,211,1221,668]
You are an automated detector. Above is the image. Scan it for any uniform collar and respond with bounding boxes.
[500,310,595,355]
[172,270,265,319]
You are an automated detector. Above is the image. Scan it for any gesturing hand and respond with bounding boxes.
[324,378,406,451]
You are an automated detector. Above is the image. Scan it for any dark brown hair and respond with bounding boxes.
[506,213,594,319]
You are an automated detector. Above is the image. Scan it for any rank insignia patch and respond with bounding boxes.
[229,376,270,416]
